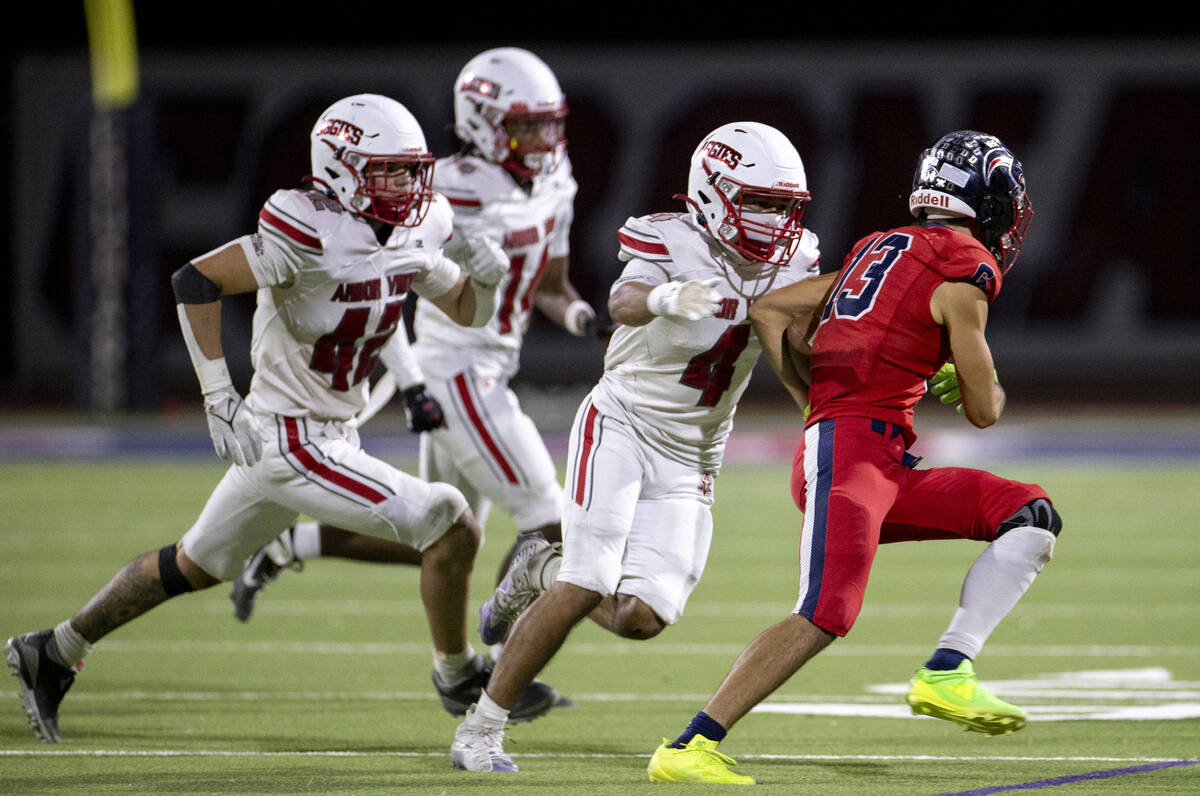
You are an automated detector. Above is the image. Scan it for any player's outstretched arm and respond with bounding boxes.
[610,277,721,327]
[930,280,1005,428]
[749,273,836,410]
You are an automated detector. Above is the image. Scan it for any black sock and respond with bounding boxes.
[924,647,969,671]
[671,711,727,748]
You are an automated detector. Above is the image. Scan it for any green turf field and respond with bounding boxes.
[2,456,1198,794]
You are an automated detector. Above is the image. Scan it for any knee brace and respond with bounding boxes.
[996,497,1062,539]
[157,544,196,596]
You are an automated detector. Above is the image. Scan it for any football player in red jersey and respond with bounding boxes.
[649,131,1061,785]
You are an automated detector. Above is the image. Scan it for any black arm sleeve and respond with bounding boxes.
[171,262,221,304]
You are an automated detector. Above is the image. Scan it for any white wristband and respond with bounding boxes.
[195,357,234,396]
[645,282,674,317]
[563,300,594,336]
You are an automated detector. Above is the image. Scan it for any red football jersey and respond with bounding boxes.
[807,224,1002,443]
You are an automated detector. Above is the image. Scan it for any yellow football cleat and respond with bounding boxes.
[907,659,1027,735]
[648,734,755,785]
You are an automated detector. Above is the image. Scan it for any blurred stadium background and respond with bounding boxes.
[3,6,1198,427]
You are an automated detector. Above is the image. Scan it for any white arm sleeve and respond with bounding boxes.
[176,304,234,395]
[378,329,424,389]
[469,278,499,328]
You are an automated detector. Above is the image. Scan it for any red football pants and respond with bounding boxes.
[790,417,1049,637]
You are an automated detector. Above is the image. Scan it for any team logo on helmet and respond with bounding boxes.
[701,140,743,170]
[315,118,363,145]
[983,150,1015,184]
[459,76,501,100]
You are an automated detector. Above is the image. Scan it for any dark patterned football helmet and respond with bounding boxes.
[909,130,1033,272]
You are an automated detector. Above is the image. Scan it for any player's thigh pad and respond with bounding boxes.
[558,400,646,596]
[181,465,300,581]
[881,467,1051,543]
[424,369,562,530]
[617,495,714,625]
[264,416,467,552]
[794,419,907,636]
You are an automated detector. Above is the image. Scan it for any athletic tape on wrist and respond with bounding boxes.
[176,304,234,394]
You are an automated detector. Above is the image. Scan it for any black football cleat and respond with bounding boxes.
[6,630,77,743]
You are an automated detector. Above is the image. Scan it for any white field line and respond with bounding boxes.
[0,749,1195,763]
[4,683,1198,703]
[4,691,1194,720]
[2,564,1197,587]
[8,598,1200,621]
[72,640,1200,658]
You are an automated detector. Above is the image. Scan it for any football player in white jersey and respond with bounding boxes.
[449,122,825,772]
[229,49,602,664]
[3,94,556,744]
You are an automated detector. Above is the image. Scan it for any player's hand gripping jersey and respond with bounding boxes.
[245,188,459,421]
[413,153,577,381]
[808,225,1002,443]
[598,212,821,472]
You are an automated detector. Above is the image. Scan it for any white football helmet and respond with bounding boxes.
[684,122,810,266]
[453,47,568,180]
[309,94,435,227]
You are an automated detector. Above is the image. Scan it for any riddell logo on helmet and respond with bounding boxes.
[317,119,363,145]
[702,141,742,169]
[910,191,950,208]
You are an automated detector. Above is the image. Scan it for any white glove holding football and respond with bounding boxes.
[203,386,262,466]
[464,236,510,288]
[646,278,722,321]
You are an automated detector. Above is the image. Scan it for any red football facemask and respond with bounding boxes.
[357,153,436,227]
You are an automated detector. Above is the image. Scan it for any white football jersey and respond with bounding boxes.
[593,212,821,472]
[412,153,577,381]
[242,187,459,421]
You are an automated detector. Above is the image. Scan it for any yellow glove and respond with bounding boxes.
[929,363,997,414]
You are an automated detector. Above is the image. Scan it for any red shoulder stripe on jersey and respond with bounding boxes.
[260,207,322,251]
[618,230,668,256]
[444,194,483,208]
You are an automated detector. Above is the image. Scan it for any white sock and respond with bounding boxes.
[535,549,562,591]
[290,521,322,561]
[472,691,510,728]
[50,620,93,669]
[434,646,479,685]
[938,527,1056,658]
